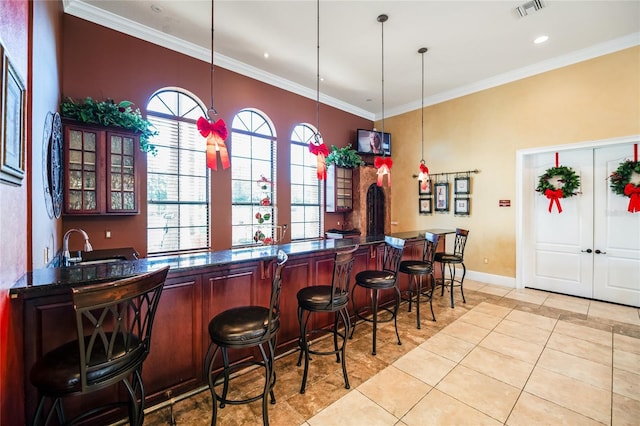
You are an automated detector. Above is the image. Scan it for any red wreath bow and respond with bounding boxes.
[419,163,430,190]
[375,156,393,187]
[309,141,329,180]
[545,188,564,213]
[197,116,229,170]
[624,183,640,213]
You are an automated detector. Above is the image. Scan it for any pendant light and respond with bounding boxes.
[197,0,229,170]
[417,47,430,190]
[375,14,393,187]
[308,0,329,180]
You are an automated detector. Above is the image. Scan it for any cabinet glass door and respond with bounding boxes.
[107,133,137,213]
[66,129,99,213]
[336,168,353,210]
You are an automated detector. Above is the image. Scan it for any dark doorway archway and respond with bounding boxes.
[366,184,385,237]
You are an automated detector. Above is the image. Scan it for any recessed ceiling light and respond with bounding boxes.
[150,4,162,13]
[534,35,549,44]
[263,52,269,59]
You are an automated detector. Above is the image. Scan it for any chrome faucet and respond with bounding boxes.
[62,228,93,266]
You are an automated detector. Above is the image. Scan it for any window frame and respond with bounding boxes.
[146,89,210,255]
[230,109,278,247]
[290,123,324,241]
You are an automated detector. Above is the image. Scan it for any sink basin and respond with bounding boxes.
[54,247,139,268]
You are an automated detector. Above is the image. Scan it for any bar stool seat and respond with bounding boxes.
[296,246,357,394]
[351,236,405,356]
[29,267,169,426]
[399,232,440,328]
[205,251,288,426]
[434,228,469,308]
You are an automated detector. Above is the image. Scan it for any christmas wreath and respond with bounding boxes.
[609,160,640,213]
[536,166,580,213]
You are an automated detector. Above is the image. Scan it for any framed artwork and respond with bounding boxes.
[454,197,470,215]
[419,197,432,214]
[418,179,432,195]
[0,49,26,186]
[434,182,449,212]
[455,177,470,194]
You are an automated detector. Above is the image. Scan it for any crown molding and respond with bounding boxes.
[62,0,374,120]
[385,32,640,120]
[64,1,637,122]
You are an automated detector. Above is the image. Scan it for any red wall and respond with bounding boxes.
[61,15,372,255]
[0,1,29,424]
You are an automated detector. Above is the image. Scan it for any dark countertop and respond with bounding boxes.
[10,229,454,298]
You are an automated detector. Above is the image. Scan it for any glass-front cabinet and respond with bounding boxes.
[325,165,353,212]
[64,124,139,215]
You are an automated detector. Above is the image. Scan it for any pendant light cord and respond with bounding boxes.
[419,47,427,162]
[315,0,320,136]
[379,15,386,147]
[209,0,217,118]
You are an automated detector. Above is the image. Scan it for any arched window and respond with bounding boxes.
[290,124,323,240]
[146,89,209,254]
[231,109,277,246]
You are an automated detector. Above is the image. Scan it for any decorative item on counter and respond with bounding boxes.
[256,175,273,207]
[375,156,393,187]
[536,152,580,214]
[257,175,272,190]
[60,97,158,154]
[198,0,229,171]
[609,144,640,213]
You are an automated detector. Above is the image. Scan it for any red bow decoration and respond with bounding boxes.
[309,142,329,180]
[545,188,564,213]
[419,162,430,190]
[624,183,640,213]
[197,116,229,170]
[375,156,393,187]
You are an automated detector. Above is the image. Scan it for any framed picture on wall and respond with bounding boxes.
[434,182,449,212]
[454,197,470,215]
[419,197,432,214]
[0,48,26,186]
[455,177,470,194]
[418,179,432,195]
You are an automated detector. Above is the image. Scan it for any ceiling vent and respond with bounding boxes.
[516,0,545,17]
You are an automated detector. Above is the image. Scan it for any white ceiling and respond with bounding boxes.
[64,0,640,120]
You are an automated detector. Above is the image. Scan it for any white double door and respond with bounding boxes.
[523,142,640,307]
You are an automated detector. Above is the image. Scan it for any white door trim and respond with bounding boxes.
[515,134,640,289]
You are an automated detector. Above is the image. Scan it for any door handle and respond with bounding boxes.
[595,249,607,254]
[581,249,592,253]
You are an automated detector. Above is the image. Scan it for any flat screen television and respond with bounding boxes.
[356,129,391,156]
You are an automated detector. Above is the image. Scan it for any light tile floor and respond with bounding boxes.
[144,281,640,425]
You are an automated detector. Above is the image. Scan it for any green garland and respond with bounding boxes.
[61,97,158,154]
[536,166,580,197]
[610,160,640,195]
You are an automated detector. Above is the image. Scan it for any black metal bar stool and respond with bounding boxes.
[204,251,288,426]
[435,228,469,308]
[296,246,358,394]
[350,236,405,355]
[399,232,440,328]
[29,266,169,426]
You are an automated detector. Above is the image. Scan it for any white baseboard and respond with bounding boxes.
[457,269,516,288]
